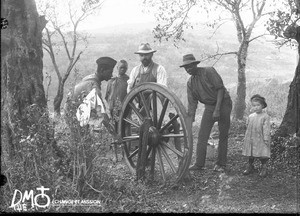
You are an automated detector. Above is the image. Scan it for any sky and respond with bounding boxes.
[37,0,274,34]
[79,0,155,30]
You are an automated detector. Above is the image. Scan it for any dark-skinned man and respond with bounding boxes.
[65,56,117,130]
[180,54,232,172]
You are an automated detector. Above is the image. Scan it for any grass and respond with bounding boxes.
[1,76,298,213]
[1,114,298,213]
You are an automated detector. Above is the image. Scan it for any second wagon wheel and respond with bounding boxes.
[118,83,193,183]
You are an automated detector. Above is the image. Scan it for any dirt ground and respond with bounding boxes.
[103,136,299,213]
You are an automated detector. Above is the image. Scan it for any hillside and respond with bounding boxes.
[42,22,297,113]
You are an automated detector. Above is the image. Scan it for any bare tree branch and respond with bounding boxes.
[208,19,231,39]
[249,33,269,43]
[251,0,256,18]
[202,51,238,62]
[63,51,83,83]
[56,28,71,60]
[45,27,61,81]
[45,71,52,101]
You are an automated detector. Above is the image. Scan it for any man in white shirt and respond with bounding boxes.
[127,43,167,93]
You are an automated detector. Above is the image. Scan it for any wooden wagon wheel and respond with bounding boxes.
[118,83,193,183]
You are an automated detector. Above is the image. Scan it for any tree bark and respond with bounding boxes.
[53,80,65,116]
[276,65,300,136]
[234,41,249,120]
[276,26,300,136]
[1,0,48,157]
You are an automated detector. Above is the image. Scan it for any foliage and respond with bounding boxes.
[143,0,277,120]
[269,125,299,174]
[143,0,273,45]
[1,104,298,213]
[266,0,299,136]
[229,118,247,137]
[1,105,58,212]
[266,0,300,49]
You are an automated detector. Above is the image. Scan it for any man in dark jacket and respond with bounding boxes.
[72,57,117,106]
[65,56,117,126]
[180,54,232,172]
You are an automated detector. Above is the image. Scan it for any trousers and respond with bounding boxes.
[195,97,232,167]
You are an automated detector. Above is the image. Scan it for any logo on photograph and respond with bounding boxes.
[9,186,51,212]
[9,186,103,212]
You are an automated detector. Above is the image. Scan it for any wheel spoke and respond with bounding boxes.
[157,146,166,182]
[139,92,151,118]
[161,141,183,158]
[129,102,144,122]
[160,145,177,173]
[157,98,169,130]
[146,145,152,158]
[161,133,184,138]
[150,146,156,180]
[123,135,139,142]
[152,91,157,127]
[128,148,139,159]
[123,118,140,128]
[159,114,179,133]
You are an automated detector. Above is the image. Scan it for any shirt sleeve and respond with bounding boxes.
[187,81,198,122]
[263,114,271,141]
[206,67,225,90]
[156,65,167,87]
[127,67,138,93]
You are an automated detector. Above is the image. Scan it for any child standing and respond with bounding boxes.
[242,94,271,177]
[105,59,129,132]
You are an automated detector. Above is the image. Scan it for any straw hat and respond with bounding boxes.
[134,43,157,54]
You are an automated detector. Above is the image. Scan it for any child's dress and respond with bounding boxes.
[243,112,271,158]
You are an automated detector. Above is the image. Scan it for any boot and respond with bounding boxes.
[259,164,267,177]
[243,163,254,175]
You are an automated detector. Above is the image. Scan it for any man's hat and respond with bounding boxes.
[96,57,117,67]
[134,43,157,54]
[179,54,201,68]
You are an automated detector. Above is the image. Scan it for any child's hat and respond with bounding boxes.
[250,94,267,108]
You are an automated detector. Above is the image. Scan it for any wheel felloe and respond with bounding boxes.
[119,83,193,183]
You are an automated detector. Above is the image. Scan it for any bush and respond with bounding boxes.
[229,118,247,137]
[269,131,300,174]
[1,104,58,212]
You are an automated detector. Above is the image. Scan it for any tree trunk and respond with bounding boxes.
[276,55,300,137]
[53,80,65,116]
[275,26,300,137]
[234,41,249,120]
[1,0,48,157]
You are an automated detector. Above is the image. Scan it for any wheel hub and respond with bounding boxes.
[148,126,161,147]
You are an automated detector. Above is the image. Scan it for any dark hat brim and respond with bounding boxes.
[179,60,200,68]
[134,50,157,54]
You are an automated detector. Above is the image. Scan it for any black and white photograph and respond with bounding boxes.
[1,0,299,213]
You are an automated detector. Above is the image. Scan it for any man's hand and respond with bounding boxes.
[213,109,220,121]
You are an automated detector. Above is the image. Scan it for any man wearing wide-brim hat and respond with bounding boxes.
[180,54,232,172]
[127,43,167,93]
